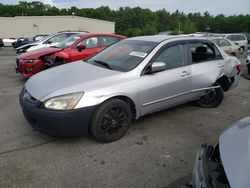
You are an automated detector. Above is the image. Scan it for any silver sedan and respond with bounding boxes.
[19,35,241,142]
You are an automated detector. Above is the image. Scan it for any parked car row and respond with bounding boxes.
[16,33,126,78]
[15,31,87,54]
[209,37,241,58]
[224,33,248,53]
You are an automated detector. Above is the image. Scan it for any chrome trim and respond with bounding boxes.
[142,85,221,107]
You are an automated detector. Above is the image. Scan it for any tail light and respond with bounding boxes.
[236,64,241,74]
[236,64,241,71]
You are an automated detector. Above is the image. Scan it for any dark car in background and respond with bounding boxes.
[189,117,250,188]
[12,34,48,49]
[0,38,4,47]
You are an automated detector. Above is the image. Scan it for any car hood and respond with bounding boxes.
[17,47,62,60]
[219,117,250,188]
[25,61,132,101]
[16,42,38,50]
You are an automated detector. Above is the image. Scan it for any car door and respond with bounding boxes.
[188,41,224,97]
[70,36,101,62]
[139,42,192,116]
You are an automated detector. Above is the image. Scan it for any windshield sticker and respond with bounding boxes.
[129,51,148,58]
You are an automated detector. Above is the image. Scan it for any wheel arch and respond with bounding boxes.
[100,95,137,119]
[216,75,231,92]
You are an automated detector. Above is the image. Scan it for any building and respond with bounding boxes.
[0,16,115,38]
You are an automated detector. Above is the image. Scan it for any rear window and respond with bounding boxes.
[227,35,246,41]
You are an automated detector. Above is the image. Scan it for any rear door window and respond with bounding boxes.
[100,36,119,46]
[77,37,99,48]
[188,42,222,63]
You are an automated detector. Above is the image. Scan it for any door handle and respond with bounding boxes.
[180,71,191,77]
[218,63,224,68]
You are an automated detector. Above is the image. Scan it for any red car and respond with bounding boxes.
[16,33,126,78]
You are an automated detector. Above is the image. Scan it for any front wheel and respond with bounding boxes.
[53,57,65,67]
[90,99,132,143]
[197,85,224,108]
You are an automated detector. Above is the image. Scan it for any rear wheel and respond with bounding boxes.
[197,84,224,108]
[239,46,245,54]
[90,99,132,143]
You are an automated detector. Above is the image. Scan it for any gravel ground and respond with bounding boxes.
[0,47,249,188]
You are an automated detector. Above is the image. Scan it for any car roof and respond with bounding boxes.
[77,33,126,38]
[126,35,211,43]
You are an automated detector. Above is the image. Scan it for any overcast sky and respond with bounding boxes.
[0,0,249,16]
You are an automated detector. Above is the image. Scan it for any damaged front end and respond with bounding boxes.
[190,144,230,188]
[217,56,241,91]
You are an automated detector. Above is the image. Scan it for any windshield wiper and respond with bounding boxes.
[93,60,112,70]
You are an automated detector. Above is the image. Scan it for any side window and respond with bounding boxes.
[226,35,232,40]
[219,39,230,47]
[48,34,67,43]
[238,35,246,41]
[101,36,119,46]
[153,44,187,70]
[77,37,98,48]
[34,36,44,41]
[189,42,219,63]
[230,35,239,41]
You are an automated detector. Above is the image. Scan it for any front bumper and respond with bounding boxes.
[190,144,229,188]
[16,59,44,78]
[19,88,96,136]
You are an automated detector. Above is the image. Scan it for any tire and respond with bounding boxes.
[247,63,250,74]
[53,57,65,67]
[197,84,224,108]
[90,99,132,143]
[239,47,244,54]
[230,52,236,57]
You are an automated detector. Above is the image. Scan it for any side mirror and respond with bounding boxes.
[149,62,166,73]
[77,44,86,51]
[45,40,52,45]
[235,42,239,46]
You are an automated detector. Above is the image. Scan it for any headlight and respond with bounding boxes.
[43,93,83,110]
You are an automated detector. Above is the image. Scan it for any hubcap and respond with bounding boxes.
[201,88,218,104]
[101,107,127,135]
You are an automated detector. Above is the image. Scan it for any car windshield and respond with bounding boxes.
[40,34,53,42]
[54,35,81,48]
[87,40,157,72]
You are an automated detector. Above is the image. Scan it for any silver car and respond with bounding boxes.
[19,35,241,142]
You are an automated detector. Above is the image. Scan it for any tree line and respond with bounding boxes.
[0,1,249,37]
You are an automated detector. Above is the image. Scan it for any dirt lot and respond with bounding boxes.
[0,47,249,188]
